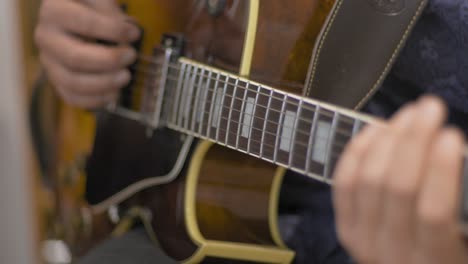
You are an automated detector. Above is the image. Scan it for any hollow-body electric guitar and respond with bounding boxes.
[34,0,468,263]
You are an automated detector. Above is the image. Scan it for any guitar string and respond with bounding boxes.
[166,105,355,155]
[129,58,357,123]
[113,93,356,164]
[134,73,365,130]
[168,99,354,140]
[120,71,368,144]
[127,57,369,128]
[118,55,390,176]
[168,114,349,151]
[128,69,360,127]
[120,56,372,146]
[168,123,346,162]
[131,74,353,133]
[127,88,360,151]
[115,95,358,162]
[113,102,358,172]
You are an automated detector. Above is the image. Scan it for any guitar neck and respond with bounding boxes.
[161,58,374,182]
[111,55,468,229]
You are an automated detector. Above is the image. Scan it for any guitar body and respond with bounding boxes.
[35,0,189,255]
[134,2,334,263]
[38,0,335,262]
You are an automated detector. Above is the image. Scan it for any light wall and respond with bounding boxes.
[0,0,38,263]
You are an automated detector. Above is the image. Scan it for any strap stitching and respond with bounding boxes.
[305,0,427,110]
[354,0,427,110]
[305,0,344,97]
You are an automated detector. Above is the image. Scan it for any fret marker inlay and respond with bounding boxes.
[280,110,296,152]
[241,97,255,138]
[211,88,224,128]
[312,120,332,163]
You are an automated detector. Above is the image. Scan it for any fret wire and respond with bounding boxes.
[183,98,351,155]
[236,81,250,150]
[163,102,352,159]
[145,72,356,141]
[274,94,288,163]
[324,112,340,179]
[305,105,321,174]
[171,63,186,124]
[130,60,364,178]
[352,119,363,136]
[225,77,239,145]
[167,123,348,163]
[221,129,345,159]
[180,77,356,138]
[120,65,361,173]
[187,114,349,149]
[198,70,212,135]
[216,107,350,136]
[206,72,221,139]
[184,66,198,130]
[141,67,363,140]
[155,72,356,125]
[289,98,303,168]
[247,85,260,153]
[135,61,360,127]
[190,68,205,132]
[260,89,274,159]
[216,75,229,142]
[184,91,353,138]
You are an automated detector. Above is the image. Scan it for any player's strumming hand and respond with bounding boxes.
[333,96,468,264]
[35,0,140,109]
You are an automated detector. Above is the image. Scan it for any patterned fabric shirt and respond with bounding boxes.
[284,1,468,263]
[365,0,468,132]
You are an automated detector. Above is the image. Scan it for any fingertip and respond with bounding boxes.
[388,103,417,130]
[121,47,137,66]
[437,127,465,152]
[125,22,141,42]
[114,69,131,87]
[418,94,445,107]
[417,94,448,121]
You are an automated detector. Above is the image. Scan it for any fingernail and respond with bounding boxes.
[115,70,131,86]
[418,95,445,116]
[121,49,137,65]
[126,24,141,42]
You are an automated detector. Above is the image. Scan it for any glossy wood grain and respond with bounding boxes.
[43,0,335,261]
[147,0,335,261]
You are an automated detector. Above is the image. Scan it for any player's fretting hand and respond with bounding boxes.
[333,96,468,264]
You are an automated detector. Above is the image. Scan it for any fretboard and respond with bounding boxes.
[161,58,374,183]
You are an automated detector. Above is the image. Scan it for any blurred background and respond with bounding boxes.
[0,0,63,263]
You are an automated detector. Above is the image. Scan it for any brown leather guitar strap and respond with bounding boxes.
[304,0,428,110]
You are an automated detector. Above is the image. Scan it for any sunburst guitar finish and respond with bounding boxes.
[37,0,335,262]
